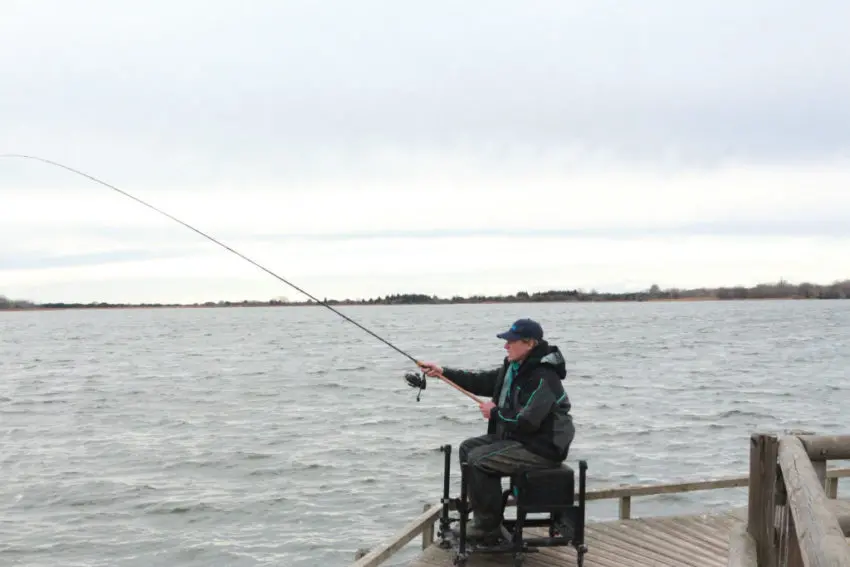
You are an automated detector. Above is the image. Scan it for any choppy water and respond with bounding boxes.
[2,300,849,566]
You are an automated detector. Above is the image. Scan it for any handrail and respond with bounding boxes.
[778,436,850,566]
[349,463,850,567]
[744,433,850,567]
[585,466,849,521]
[351,503,444,567]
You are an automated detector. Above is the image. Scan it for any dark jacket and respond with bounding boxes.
[441,340,575,462]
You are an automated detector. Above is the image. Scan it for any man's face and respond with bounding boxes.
[504,339,534,361]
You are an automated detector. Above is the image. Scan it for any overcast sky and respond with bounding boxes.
[3,0,850,304]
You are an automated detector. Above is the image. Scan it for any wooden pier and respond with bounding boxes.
[350,433,850,567]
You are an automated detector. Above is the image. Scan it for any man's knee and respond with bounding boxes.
[467,442,553,476]
[458,438,475,463]
[459,434,495,463]
[465,443,505,469]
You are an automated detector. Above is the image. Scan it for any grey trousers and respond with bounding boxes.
[458,434,558,528]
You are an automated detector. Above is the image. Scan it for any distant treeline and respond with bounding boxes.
[2,279,849,311]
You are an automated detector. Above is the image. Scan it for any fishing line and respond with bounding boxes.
[0,153,484,404]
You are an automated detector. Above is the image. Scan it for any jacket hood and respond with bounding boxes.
[520,340,567,380]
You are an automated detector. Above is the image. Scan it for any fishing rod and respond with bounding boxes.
[0,153,484,405]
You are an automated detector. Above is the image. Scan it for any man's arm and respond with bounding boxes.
[494,369,562,432]
[440,367,500,398]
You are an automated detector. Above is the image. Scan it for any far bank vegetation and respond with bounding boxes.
[2,278,849,311]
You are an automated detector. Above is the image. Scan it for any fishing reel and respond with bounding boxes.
[404,371,427,401]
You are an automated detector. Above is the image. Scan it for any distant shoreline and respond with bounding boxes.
[2,279,848,312]
[0,296,811,313]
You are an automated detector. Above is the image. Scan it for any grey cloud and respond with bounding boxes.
[0,249,193,270]
[4,210,848,274]
[2,0,850,189]
[207,217,850,241]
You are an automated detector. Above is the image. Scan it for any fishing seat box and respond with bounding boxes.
[504,462,576,511]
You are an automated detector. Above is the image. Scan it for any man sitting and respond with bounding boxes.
[418,318,575,542]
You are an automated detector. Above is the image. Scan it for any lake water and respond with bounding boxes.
[2,300,849,566]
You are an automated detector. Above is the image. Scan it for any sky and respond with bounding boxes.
[2,0,850,304]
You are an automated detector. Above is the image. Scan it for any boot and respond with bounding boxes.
[466,515,503,543]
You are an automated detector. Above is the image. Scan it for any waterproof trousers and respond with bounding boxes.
[458,433,559,529]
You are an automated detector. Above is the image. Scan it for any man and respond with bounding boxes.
[418,318,575,542]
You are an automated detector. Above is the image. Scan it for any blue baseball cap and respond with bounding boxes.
[497,318,543,341]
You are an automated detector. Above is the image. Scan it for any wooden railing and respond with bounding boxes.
[734,433,850,567]
[350,452,850,567]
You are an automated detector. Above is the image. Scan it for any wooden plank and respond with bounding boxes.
[389,500,850,567]
[404,509,746,567]
[586,520,716,566]
[674,517,738,553]
[830,499,850,517]
[587,524,685,567]
[799,435,850,461]
[652,516,734,560]
[354,462,850,567]
[727,523,758,567]
[619,520,725,565]
[778,435,850,567]
[351,503,442,567]
[583,528,683,567]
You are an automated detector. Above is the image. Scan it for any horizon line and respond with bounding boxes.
[3,277,848,308]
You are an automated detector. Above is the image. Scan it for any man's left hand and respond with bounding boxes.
[479,401,496,420]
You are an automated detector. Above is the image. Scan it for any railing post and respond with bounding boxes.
[748,433,779,567]
[619,496,631,519]
[787,513,804,567]
[421,503,434,549]
[826,477,839,499]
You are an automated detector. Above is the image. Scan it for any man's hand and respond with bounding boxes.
[417,361,443,377]
[479,401,496,420]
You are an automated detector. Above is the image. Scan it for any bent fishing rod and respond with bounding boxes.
[0,153,484,405]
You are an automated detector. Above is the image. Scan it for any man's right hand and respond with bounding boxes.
[417,361,443,377]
